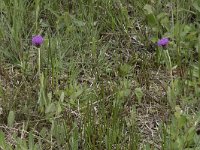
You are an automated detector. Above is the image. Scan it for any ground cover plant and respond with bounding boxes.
[1,0,200,149]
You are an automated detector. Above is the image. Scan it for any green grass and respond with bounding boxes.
[1,0,200,149]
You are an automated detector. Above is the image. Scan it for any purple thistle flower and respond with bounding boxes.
[157,38,169,47]
[32,35,44,47]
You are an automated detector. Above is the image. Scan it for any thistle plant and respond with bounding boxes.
[32,35,44,77]
[32,35,46,112]
[157,38,172,77]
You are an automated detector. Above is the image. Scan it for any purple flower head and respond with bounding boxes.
[32,35,44,47]
[157,38,169,47]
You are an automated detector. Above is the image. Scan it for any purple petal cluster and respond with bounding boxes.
[157,38,169,47]
[32,35,44,47]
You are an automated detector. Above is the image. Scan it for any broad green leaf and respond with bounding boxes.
[7,111,15,127]
[28,131,34,150]
[71,89,83,99]
[56,103,62,115]
[60,92,65,102]
[146,14,157,26]
[70,123,79,150]
[185,127,196,144]
[144,4,154,14]
[193,1,200,12]
[0,131,6,148]
[45,103,56,114]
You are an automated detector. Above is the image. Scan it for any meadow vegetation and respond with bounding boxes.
[1,0,200,149]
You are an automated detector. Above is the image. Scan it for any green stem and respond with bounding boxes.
[164,50,173,81]
[38,48,41,77]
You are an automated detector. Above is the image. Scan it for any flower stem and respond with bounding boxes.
[38,48,41,77]
[164,50,173,81]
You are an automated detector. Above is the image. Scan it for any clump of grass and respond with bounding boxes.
[1,0,200,149]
